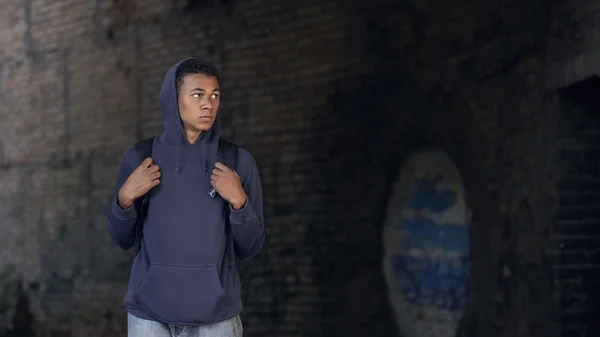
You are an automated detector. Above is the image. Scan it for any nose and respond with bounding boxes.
[200,97,212,109]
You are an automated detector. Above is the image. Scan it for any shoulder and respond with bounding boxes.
[237,146,257,167]
[220,139,256,168]
[122,136,154,169]
[235,146,260,182]
[122,145,139,169]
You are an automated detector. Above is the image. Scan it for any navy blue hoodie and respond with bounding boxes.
[106,58,265,325]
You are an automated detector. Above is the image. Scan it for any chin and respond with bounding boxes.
[196,122,214,131]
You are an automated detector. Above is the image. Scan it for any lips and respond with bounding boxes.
[197,116,212,121]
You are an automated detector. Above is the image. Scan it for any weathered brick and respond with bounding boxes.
[0,55,66,165]
[0,0,27,60]
[30,0,95,51]
[67,36,139,157]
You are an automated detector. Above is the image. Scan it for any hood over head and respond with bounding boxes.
[158,57,221,172]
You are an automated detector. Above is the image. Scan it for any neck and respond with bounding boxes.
[184,128,202,144]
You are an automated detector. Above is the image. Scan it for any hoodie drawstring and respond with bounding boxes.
[202,142,208,172]
[175,144,182,173]
[174,132,210,173]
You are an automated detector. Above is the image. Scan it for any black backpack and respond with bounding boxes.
[129,137,239,257]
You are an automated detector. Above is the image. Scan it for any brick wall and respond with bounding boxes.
[553,77,600,337]
[0,0,598,336]
[547,1,600,336]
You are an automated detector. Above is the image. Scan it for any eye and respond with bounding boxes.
[211,94,219,99]
[191,93,202,99]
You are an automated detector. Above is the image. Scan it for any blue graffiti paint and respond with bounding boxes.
[393,255,469,310]
[407,174,457,213]
[396,218,469,255]
[392,174,470,312]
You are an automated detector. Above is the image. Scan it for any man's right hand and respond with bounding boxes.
[117,158,161,209]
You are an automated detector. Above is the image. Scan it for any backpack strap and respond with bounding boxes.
[217,139,240,266]
[208,139,239,198]
[134,137,155,165]
[130,137,155,256]
[218,139,239,171]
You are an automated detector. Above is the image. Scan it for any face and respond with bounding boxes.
[178,73,221,135]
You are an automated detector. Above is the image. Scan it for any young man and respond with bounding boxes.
[106,58,265,337]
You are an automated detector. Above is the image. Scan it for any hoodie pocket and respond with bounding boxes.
[134,264,225,324]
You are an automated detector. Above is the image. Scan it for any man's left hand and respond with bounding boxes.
[211,162,247,210]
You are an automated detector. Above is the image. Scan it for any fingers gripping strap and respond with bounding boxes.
[208,139,239,198]
[217,139,239,265]
[131,137,155,256]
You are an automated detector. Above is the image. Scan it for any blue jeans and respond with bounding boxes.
[127,313,243,337]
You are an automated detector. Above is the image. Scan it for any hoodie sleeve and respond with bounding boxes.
[228,148,265,260]
[106,147,139,250]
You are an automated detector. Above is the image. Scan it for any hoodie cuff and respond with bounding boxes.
[228,200,254,223]
[111,196,137,220]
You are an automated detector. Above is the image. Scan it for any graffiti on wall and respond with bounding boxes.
[383,148,470,337]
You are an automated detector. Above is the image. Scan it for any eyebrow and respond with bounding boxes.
[189,88,220,92]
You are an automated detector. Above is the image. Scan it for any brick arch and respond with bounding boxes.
[0,0,583,336]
